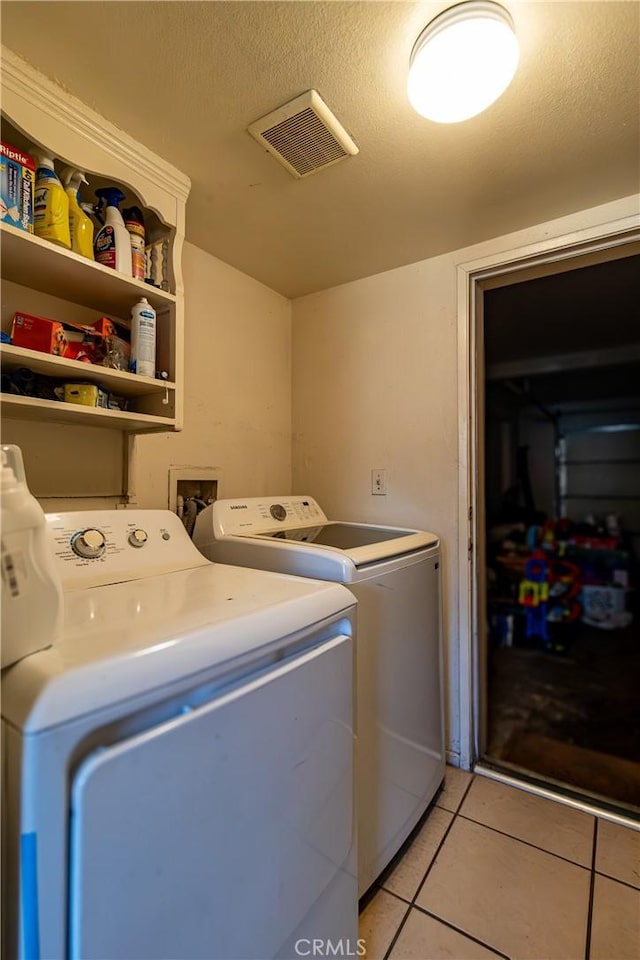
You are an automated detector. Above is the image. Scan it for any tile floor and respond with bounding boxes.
[359,767,640,960]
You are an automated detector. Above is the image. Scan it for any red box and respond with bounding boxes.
[89,316,131,370]
[10,311,96,360]
[91,316,130,340]
[63,334,98,364]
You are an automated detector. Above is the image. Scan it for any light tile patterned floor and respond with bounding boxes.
[359,767,640,960]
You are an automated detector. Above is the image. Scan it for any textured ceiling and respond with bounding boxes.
[1,1,639,298]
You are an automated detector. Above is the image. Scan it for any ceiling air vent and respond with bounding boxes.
[248,90,358,179]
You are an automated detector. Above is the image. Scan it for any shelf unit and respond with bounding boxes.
[0,394,176,433]
[0,46,190,435]
[1,220,179,432]
[1,343,176,432]
[0,222,177,316]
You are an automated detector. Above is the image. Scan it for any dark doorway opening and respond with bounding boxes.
[482,253,640,815]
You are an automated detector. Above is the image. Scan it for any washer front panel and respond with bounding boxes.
[212,497,327,538]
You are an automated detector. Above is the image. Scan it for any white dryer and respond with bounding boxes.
[193,496,445,896]
[2,509,357,960]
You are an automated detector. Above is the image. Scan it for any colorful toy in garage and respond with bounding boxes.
[518,555,550,643]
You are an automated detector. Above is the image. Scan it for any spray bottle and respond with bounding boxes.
[94,187,132,276]
[30,147,71,249]
[81,200,102,237]
[60,167,94,259]
[1,444,63,668]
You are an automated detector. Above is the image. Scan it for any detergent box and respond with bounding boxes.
[63,383,110,408]
[1,142,35,233]
[90,316,131,370]
[11,311,98,361]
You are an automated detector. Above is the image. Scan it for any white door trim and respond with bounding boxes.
[456,214,640,770]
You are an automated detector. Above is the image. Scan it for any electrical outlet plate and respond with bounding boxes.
[371,468,387,495]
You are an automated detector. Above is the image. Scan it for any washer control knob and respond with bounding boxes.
[270,504,287,522]
[72,528,106,559]
[128,529,148,548]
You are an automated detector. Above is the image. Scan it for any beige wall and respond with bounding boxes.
[132,241,292,507]
[291,195,638,764]
[3,240,292,510]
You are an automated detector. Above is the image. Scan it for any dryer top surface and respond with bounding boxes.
[3,511,355,733]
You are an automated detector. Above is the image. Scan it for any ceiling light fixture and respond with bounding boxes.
[408,1,519,123]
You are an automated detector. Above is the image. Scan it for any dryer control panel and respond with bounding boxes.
[211,496,327,538]
[46,509,208,591]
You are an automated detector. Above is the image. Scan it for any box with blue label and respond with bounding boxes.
[1,142,35,233]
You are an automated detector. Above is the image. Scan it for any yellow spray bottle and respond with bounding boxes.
[60,167,94,260]
[30,148,71,249]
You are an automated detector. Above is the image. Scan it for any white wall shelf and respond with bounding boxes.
[0,393,177,432]
[1,341,178,429]
[0,223,176,317]
[0,45,190,439]
[1,343,176,398]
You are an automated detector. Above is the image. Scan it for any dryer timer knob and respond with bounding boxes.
[128,529,148,548]
[72,528,106,559]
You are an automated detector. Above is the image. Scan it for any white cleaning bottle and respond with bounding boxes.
[1,444,63,669]
[94,187,133,276]
[130,297,157,377]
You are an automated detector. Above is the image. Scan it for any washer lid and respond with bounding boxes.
[1,562,355,733]
[196,497,439,568]
[258,522,435,550]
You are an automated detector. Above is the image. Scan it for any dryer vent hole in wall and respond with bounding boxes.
[176,479,217,537]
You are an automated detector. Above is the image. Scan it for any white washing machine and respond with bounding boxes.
[193,496,445,896]
[1,509,357,960]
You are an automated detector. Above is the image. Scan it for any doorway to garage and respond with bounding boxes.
[481,250,640,815]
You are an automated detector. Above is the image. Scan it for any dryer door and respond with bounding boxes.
[68,634,355,960]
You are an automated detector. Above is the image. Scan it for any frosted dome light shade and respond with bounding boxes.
[408,1,519,123]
